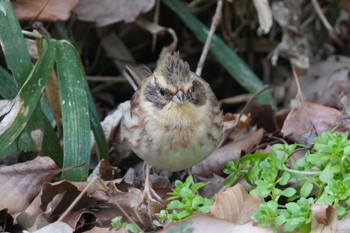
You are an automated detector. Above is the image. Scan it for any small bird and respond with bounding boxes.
[121,52,223,199]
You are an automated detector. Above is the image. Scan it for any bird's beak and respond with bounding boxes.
[173,90,185,104]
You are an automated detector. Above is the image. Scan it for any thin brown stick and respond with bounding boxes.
[152,0,161,52]
[58,176,98,222]
[291,65,305,101]
[97,179,143,232]
[196,0,223,76]
[86,76,127,82]
[311,0,343,46]
[240,85,270,114]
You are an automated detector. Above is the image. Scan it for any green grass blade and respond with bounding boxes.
[0,66,19,99]
[88,93,109,161]
[0,0,32,85]
[56,41,91,181]
[163,0,276,106]
[0,39,56,157]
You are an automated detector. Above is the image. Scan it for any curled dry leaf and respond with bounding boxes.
[74,0,155,27]
[211,184,261,225]
[310,205,337,233]
[242,100,278,133]
[13,0,79,21]
[192,128,264,177]
[311,204,331,225]
[97,101,132,164]
[252,0,273,34]
[23,221,73,233]
[41,181,97,223]
[286,56,350,108]
[84,227,123,233]
[158,214,272,233]
[0,156,59,214]
[271,1,310,68]
[281,99,343,143]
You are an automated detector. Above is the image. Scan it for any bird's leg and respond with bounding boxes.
[143,164,162,202]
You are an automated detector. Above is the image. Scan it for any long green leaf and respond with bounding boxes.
[0,0,32,85]
[56,41,91,181]
[88,93,109,161]
[0,66,18,99]
[163,0,276,106]
[0,39,57,156]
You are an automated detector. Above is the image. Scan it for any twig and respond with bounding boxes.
[195,0,223,76]
[58,176,99,222]
[311,0,343,47]
[86,76,127,83]
[22,30,43,39]
[219,93,253,105]
[152,0,161,52]
[96,179,143,232]
[240,85,270,114]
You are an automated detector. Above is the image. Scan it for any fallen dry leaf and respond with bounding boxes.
[74,0,155,27]
[312,204,332,225]
[211,184,261,224]
[286,56,350,108]
[84,227,123,233]
[13,0,79,21]
[310,205,337,233]
[0,156,59,214]
[192,128,264,177]
[242,100,278,133]
[158,214,272,233]
[281,99,343,143]
[41,181,96,223]
[24,221,73,233]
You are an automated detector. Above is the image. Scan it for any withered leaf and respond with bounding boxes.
[13,0,79,21]
[211,184,261,224]
[74,0,155,27]
[192,128,264,177]
[281,99,342,143]
[158,214,272,233]
[310,205,337,233]
[0,156,59,213]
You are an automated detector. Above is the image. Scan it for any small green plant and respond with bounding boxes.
[111,216,139,233]
[224,131,350,233]
[160,175,214,222]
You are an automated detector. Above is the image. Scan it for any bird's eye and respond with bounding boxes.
[188,86,194,93]
[159,88,165,96]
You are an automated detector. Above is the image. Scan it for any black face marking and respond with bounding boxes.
[145,83,166,109]
[188,80,207,106]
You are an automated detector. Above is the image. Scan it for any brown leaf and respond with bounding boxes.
[0,156,59,213]
[13,0,79,21]
[341,0,350,12]
[99,101,132,164]
[211,184,261,224]
[40,181,96,223]
[286,56,350,108]
[84,227,123,233]
[74,0,155,27]
[88,159,120,181]
[281,100,342,143]
[192,128,264,177]
[242,100,278,133]
[29,221,73,233]
[157,214,272,233]
[310,205,337,233]
[312,204,331,225]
